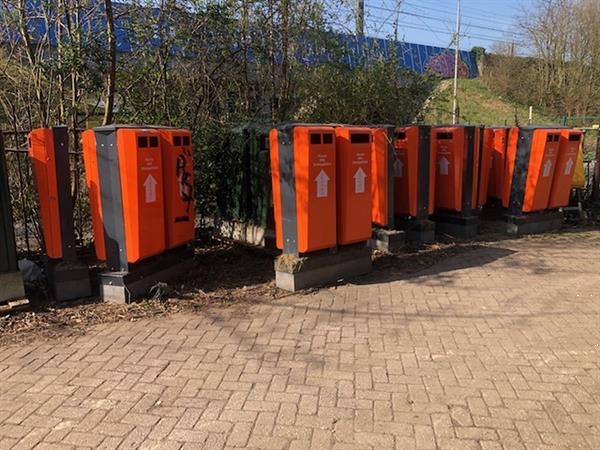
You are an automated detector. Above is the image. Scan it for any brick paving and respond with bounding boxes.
[1,230,600,449]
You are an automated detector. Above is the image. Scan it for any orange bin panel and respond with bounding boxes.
[270,126,337,254]
[486,127,508,200]
[81,130,106,261]
[117,129,166,262]
[432,126,480,213]
[159,129,195,249]
[370,128,393,227]
[28,129,62,259]
[393,125,435,217]
[548,129,582,209]
[335,127,372,245]
[502,127,562,212]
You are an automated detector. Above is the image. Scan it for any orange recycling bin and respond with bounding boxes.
[335,127,372,245]
[432,126,481,213]
[502,127,562,213]
[486,127,508,200]
[370,127,394,227]
[547,129,583,209]
[392,125,434,218]
[28,127,91,301]
[28,128,63,259]
[83,126,166,270]
[270,125,337,255]
[82,129,106,261]
[159,129,195,249]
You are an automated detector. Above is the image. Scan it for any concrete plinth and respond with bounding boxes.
[100,246,194,304]
[505,210,563,235]
[0,271,26,303]
[0,271,28,313]
[46,260,92,302]
[432,212,480,239]
[395,217,436,244]
[370,228,405,253]
[275,243,372,292]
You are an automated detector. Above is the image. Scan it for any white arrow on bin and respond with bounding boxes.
[315,170,330,198]
[542,159,553,177]
[354,167,367,193]
[144,174,158,203]
[564,158,574,175]
[439,156,449,175]
[394,159,404,178]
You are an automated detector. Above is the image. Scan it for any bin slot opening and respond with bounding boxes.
[149,136,159,147]
[323,133,333,144]
[350,133,370,144]
[568,134,581,142]
[310,133,321,145]
[394,131,406,140]
[174,136,182,146]
[138,136,148,148]
[183,136,190,146]
[436,132,453,140]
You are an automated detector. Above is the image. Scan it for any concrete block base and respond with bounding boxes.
[505,210,563,235]
[100,246,194,304]
[394,217,436,244]
[275,243,372,292]
[0,271,27,304]
[432,212,480,239]
[46,260,92,302]
[370,228,405,253]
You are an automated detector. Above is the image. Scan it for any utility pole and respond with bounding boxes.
[393,0,401,42]
[452,0,461,125]
[356,0,364,37]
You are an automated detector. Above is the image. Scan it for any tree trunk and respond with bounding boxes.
[102,0,117,125]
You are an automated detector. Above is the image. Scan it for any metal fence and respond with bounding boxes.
[2,129,92,257]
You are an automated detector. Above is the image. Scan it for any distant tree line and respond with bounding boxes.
[480,0,600,120]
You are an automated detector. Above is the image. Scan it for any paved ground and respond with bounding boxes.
[1,230,600,450]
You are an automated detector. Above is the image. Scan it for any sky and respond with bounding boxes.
[326,0,534,52]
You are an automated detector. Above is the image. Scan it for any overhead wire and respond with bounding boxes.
[366,2,524,38]
[322,0,526,48]
[399,0,520,23]
[366,11,523,46]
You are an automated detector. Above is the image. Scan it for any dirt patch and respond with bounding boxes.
[2,228,595,346]
[0,237,285,346]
